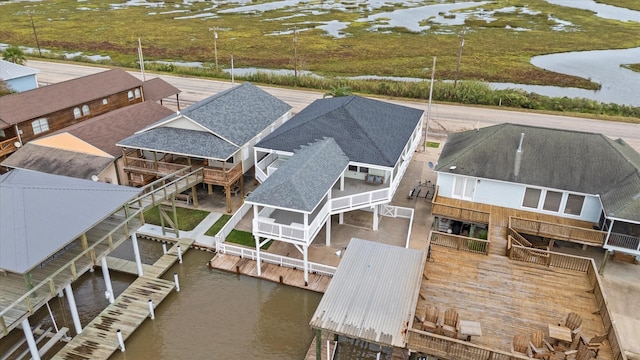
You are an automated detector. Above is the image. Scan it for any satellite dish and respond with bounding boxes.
[14,141,21,148]
[428,161,434,169]
[91,175,100,181]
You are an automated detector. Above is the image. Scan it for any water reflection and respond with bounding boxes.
[109,250,321,360]
[544,0,640,22]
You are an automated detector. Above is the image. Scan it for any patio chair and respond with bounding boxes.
[579,334,606,358]
[440,309,459,338]
[421,305,440,333]
[559,312,583,338]
[529,330,554,360]
[564,341,596,360]
[511,334,532,357]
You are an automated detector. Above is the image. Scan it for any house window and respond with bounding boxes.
[128,91,134,100]
[102,98,108,105]
[0,129,5,138]
[564,194,585,216]
[543,191,562,212]
[522,188,541,208]
[82,105,90,116]
[453,176,475,200]
[359,167,369,173]
[73,107,82,119]
[31,118,49,135]
[134,88,141,98]
[348,165,358,172]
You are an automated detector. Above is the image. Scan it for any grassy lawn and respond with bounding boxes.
[426,141,440,148]
[143,206,209,231]
[226,230,273,250]
[204,214,232,236]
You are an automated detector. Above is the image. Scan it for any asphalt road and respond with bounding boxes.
[28,60,640,150]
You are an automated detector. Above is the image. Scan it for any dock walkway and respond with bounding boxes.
[51,238,195,360]
[209,252,331,293]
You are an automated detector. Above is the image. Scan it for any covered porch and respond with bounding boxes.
[121,148,243,213]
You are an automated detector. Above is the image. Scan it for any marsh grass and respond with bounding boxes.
[143,206,210,231]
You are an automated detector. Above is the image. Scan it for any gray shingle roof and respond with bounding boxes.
[118,127,239,160]
[436,124,640,222]
[177,82,291,146]
[256,96,423,168]
[310,238,425,348]
[117,82,291,159]
[1,143,114,179]
[0,169,141,274]
[246,138,349,213]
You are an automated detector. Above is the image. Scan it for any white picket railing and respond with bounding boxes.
[213,202,252,243]
[379,204,414,248]
[216,241,336,277]
[253,204,330,243]
[331,188,390,213]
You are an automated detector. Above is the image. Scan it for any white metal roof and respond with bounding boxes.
[0,59,39,81]
[0,169,141,274]
[309,238,426,348]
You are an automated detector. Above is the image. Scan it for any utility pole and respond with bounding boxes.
[293,26,298,83]
[209,27,219,71]
[29,12,41,57]
[454,28,466,90]
[425,56,436,152]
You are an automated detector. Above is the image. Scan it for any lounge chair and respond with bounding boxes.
[421,305,440,333]
[579,334,606,358]
[529,330,554,360]
[559,312,583,339]
[440,309,459,338]
[512,334,532,357]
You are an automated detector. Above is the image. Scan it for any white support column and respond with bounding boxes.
[65,284,83,335]
[604,218,614,247]
[373,205,379,231]
[255,236,262,276]
[326,215,331,246]
[339,213,344,224]
[100,257,115,304]
[21,318,41,360]
[303,245,309,285]
[131,233,144,277]
[340,173,345,191]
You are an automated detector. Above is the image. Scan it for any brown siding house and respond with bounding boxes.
[0,69,147,161]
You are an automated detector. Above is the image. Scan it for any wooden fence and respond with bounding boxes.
[408,329,530,360]
[429,231,490,255]
[509,217,605,247]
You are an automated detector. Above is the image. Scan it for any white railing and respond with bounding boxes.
[331,188,390,213]
[255,153,278,183]
[213,202,252,243]
[379,204,414,248]
[253,204,330,243]
[216,242,337,277]
[606,232,640,254]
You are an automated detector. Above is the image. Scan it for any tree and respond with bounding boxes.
[3,46,26,65]
[0,80,13,97]
[323,86,352,98]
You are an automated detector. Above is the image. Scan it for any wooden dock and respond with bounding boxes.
[209,253,332,293]
[51,277,174,360]
[51,237,196,360]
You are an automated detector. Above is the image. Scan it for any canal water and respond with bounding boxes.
[0,239,321,359]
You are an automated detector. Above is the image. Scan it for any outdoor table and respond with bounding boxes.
[548,324,572,346]
[459,320,482,342]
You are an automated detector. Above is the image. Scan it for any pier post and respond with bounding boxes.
[325,215,331,246]
[22,318,41,360]
[116,329,125,351]
[131,233,144,277]
[303,245,309,285]
[65,284,83,335]
[177,245,183,264]
[372,205,379,231]
[148,299,155,320]
[162,242,167,254]
[174,272,180,292]
[100,257,115,304]
[339,213,344,224]
[255,236,262,276]
[315,329,321,360]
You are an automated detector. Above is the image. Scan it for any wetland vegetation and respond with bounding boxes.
[1,0,639,118]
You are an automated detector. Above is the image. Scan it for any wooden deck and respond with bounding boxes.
[50,238,195,359]
[51,277,175,360]
[433,195,601,256]
[209,253,332,293]
[411,246,613,360]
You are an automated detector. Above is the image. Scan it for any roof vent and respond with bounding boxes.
[514,133,524,178]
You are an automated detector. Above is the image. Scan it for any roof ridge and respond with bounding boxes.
[344,100,395,165]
